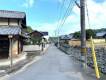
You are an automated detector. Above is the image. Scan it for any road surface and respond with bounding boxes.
[1,45,96,80]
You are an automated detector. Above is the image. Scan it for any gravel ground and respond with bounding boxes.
[59,44,106,80]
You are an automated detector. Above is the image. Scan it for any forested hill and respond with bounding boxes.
[94,28,106,33]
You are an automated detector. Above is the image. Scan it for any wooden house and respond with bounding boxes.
[29,30,43,44]
[0,10,26,58]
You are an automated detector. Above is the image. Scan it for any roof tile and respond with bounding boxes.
[0,26,21,35]
[0,10,25,19]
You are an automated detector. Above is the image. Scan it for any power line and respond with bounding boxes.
[55,0,66,37]
[60,1,75,28]
[58,0,66,21]
[58,0,73,32]
[85,0,91,29]
[58,0,76,35]
[55,0,77,48]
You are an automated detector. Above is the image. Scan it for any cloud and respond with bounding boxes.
[33,0,106,36]
[34,22,58,36]
[60,0,106,34]
[85,0,106,29]
[22,0,34,8]
[58,0,63,3]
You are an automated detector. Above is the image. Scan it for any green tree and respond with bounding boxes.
[73,31,81,39]
[73,29,95,40]
[31,36,42,45]
[86,29,96,40]
[27,26,33,33]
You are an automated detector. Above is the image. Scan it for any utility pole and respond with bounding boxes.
[8,35,13,70]
[80,0,87,67]
[41,37,44,51]
[57,29,60,48]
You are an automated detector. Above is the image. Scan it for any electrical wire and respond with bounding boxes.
[59,0,75,29]
[57,0,76,36]
[85,0,91,29]
[56,0,66,37]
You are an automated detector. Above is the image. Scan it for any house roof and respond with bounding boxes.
[96,32,106,37]
[0,26,21,35]
[29,30,43,37]
[60,34,73,40]
[0,10,26,19]
[40,31,48,36]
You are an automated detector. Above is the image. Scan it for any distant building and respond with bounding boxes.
[29,30,49,44]
[29,30,43,37]
[0,10,26,58]
[40,31,48,36]
[59,34,73,45]
[60,34,73,40]
[29,30,42,44]
[96,32,106,38]
[40,31,49,42]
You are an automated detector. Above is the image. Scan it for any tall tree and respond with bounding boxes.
[27,26,33,33]
[73,31,81,39]
[86,29,96,40]
[73,29,96,40]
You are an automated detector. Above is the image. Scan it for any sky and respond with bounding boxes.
[0,0,106,36]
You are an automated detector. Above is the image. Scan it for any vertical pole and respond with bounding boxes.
[41,37,44,51]
[9,38,13,69]
[58,29,60,48]
[80,0,87,67]
[58,37,60,48]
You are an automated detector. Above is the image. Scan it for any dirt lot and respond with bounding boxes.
[69,39,106,48]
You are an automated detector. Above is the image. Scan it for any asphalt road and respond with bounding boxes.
[1,45,96,80]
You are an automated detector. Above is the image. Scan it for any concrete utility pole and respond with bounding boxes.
[80,0,86,66]
[8,35,13,70]
[57,29,60,48]
[41,37,44,51]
